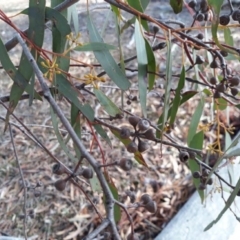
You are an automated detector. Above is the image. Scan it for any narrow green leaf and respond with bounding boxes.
[68,3,79,34]
[71,103,81,159]
[111,129,148,167]
[208,0,236,55]
[170,66,185,125]
[45,7,71,73]
[187,97,205,145]
[51,0,67,18]
[89,172,102,193]
[145,39,156,90]
[56,75,94,121]
[93,124,112,147]
[0,36,41,99]
[180,91,198,104]
[135,19,148,117]
[104,175,121,223]
[87,14,130,90]
[156,90,198,138]
[170,0,183,14]
[160,36,173,136]
[224,28,234,47]
[138,64,147,118]
[50,107,79,162]
[94,88,121,117]
[214,98,227,111]
[134,19,147,65]
[189,131,204,202]
[5,1,45,127]
[74,43,116,51]
[204,176,240,231]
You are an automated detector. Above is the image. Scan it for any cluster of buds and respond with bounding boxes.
[119,116,156,154]
[41,56,61,82]
[83,72,106,88]
[192,168,213,190]
[52,163,93,192]
[66,32,83,47]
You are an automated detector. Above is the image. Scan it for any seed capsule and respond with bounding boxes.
[228,76,240,86]
[179,151,190,162]
[153,25,159,35]
[232,9,240,21]
[138,140,148,153]
[219,15,230,26]
[200,0,208,12]
[196,13,205,22]
[140,194,152,205]
[220,50,228,57]
[119,158,133,171]
[128,116,140,128]
[231,87,239,96]
[52,163,66,175]
[210,59,219,68]
[126,141,138,153]
[82,168,93,179]
[209,76,217,85]
[145,200,157,213]
[195,55,205,65]
[196,33,204,40]
[206,178,213,185]
[54,179,67,191]
[188,0,197,10]
[120,127,131,139]
[216,83,226,93]
[193,171,201,179]
[143,128,156,141]
[213,90,221,99]
[138,119,150,131]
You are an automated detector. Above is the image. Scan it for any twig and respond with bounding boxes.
[16,33,121,240]
[0,104,89,187]
[9,123,28,240]
[84,219,110,240]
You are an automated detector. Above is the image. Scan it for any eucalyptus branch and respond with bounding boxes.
[16,33,121,240]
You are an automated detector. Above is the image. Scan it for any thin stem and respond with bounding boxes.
[84,219,110,240]
[9,124,28,240]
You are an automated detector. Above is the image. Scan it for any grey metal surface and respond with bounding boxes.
[155,163,240,240]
